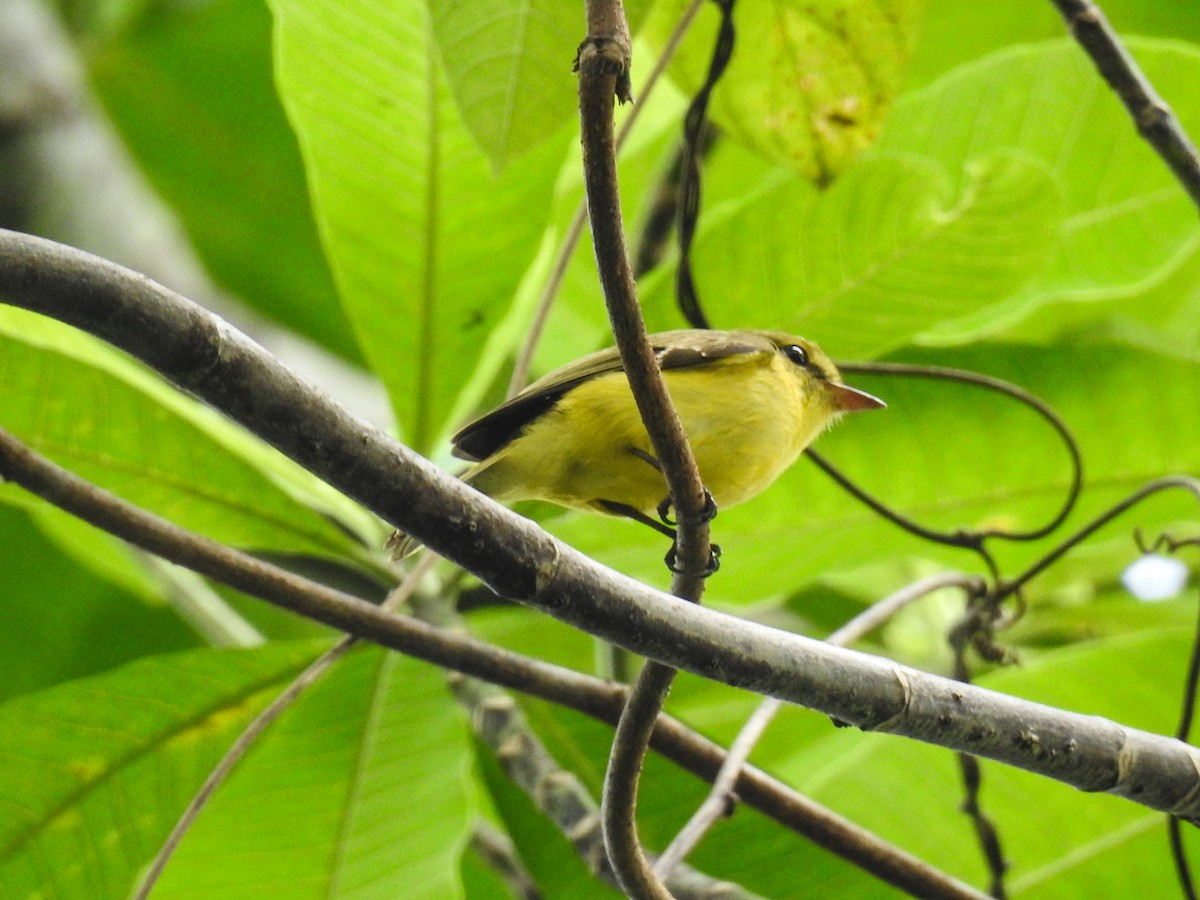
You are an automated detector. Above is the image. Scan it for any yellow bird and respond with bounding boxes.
[390,329,883,562]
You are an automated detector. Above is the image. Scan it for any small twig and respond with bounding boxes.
[576,7,711,583]
[820,361,1084,549]
[949,609,1010,899]
[470,822,542,900]
[957,752,1008,899]
[1050,0,1200,211]
[673,0,736,330]
[655,573,983,878]
[634,128,719,280]
[655,691,779,881]
[132,553,438,899]
[605,663,678,900]
[826,573,988,647]
[1170,817,1198,900]
[1155,538,1200,900]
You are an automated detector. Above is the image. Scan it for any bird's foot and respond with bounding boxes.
[665,541,721,577]
[657,488,718,528]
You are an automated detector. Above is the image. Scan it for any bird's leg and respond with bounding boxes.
[596,499,677,539]
[596,499,720,575]
[623,446,721,575]
[627,446,663,472]
[663,489,720,574]
[656,490,718,528]
[626,447,718,527]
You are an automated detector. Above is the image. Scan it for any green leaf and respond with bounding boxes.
[269,0,561,451]
[639,150,1063,358]
[429,0,580,170]
[18,499,164,604]
[0,642,320,899]
[86,0,354,361]
[997,239,1200,363]
[0,307,376,558]
[0,504,198,703]
[877,40,1200,340]
[153,646,474,899]
[643,0,925,181]
[428,0,661,172]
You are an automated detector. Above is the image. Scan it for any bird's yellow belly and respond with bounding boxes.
[469,357,828,517]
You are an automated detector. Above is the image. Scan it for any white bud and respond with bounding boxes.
[1122,554,1189,601]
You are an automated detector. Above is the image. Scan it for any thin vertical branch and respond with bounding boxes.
[673,0,736,330]
[577,1,715,895]
[1050,0,1200,210]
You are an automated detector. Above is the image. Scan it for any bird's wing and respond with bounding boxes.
[451,330,774,461]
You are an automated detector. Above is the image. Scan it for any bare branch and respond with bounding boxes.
[576,0,717,893]
[1050,0,1200,210]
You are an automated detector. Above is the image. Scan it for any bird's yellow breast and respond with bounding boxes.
[465,352,838,516]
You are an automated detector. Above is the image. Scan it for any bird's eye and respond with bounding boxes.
[783,344,809,367]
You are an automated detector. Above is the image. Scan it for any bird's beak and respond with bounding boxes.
[831,383,886,412]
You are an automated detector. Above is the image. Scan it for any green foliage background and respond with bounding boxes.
[2,0,1199,896]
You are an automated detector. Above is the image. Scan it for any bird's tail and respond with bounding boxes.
[385,463,487,561]
[384,528,423,561]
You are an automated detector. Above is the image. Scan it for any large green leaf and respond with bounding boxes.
[153,646,474,899]
[0,504,198,703]
[429,0,581,171]
[0,307,377,558]
[877,40,1200,341]
[639,150,1062,358]
[268,0,562,451]
[0,642,474,899]
[0,642,320,899]
[643,0,925,181]
[428,0,660,172]
[85,0,354,361]
[998,241,1200,363]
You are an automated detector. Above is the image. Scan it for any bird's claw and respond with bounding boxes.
[664,541,722,577]
[657,489,718,528]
